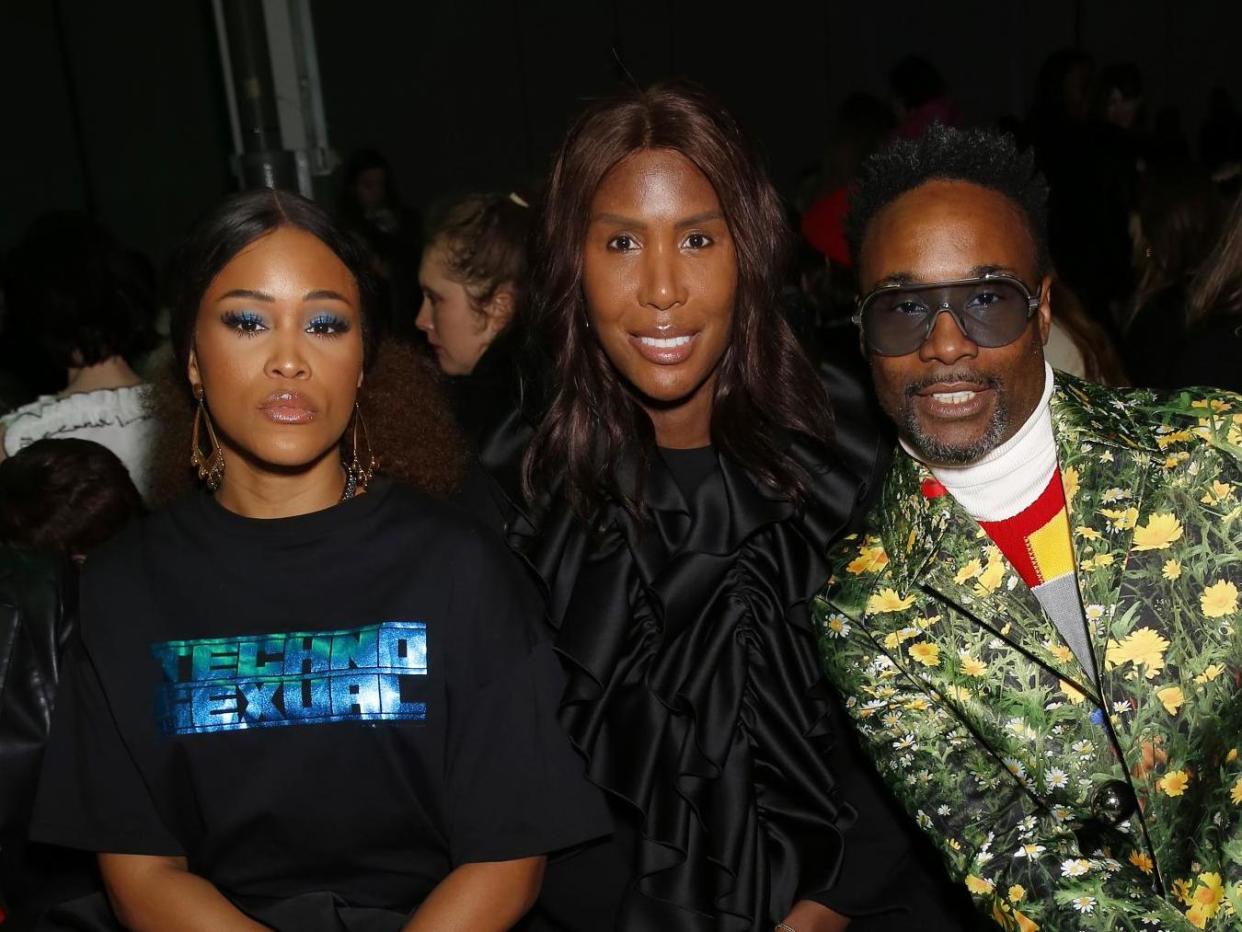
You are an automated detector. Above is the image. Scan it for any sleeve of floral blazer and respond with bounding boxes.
[812,384,1242,932]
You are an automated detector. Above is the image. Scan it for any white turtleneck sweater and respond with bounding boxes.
[901,365,1096,682]
[901,363,1057,522]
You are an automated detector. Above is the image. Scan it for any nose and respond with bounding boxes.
[266,331,311,380]
[637,241,686,312]
[415,296,433,334]
[918,307,978,366]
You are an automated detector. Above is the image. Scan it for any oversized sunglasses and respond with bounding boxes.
[853,272,1042,356]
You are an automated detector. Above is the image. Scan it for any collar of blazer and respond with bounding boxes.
[869,373,1163,696]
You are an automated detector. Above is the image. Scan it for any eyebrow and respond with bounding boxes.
[216,288,352,303]
[303,289,351,303]
[873,265,1016,287]
[218,288,274,302]
[590,210,726,228]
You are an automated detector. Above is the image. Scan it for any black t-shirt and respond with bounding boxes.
[31,478,608,920]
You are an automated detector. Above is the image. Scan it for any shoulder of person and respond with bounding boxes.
[78,490,205,596]
[380,479,525,577]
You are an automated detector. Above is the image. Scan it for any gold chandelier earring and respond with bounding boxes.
[190,384,225,491]
[344,400,377,496]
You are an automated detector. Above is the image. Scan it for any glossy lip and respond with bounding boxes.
[258,389,318,425]
[627,327,700,365]
[911,379,995,421]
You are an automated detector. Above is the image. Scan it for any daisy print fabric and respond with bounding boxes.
[814,374,1242,931]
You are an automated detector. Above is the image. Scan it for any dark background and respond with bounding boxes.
[1,0,1237,262]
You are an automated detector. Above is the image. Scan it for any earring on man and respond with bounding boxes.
[343,400,377,499]
[190,384,225,491]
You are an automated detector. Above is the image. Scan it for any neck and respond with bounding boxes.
[645,374,715,449]
[63,356,143,396]
[213,448,349,519]
[902,363,1057,522]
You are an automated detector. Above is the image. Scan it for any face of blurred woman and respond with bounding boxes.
[581,148,737,447]
[417,243,508,376]
[188,226,364,476]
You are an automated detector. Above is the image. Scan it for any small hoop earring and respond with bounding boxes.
[345,400,377,493]
[190,384,225,491]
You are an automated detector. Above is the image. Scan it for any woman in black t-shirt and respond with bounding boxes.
[31,191,608,932]
[482,84,977,931]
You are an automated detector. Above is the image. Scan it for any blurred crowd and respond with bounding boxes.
[4,53,1242,540]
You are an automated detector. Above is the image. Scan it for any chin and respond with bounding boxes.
[629,367,709,403]
[246,438,341,473]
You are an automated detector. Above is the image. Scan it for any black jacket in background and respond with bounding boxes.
[0,545,92,927]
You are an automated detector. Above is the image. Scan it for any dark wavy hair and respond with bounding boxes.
[523,82,834,518]
[148,189,465,504]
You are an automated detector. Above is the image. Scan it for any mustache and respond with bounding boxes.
[904,371,1002,397]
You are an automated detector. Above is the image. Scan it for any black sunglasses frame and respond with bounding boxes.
[852,272,1043,356]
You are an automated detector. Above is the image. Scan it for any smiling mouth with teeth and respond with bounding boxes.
[637,335,693,348]
[932,390,978,405]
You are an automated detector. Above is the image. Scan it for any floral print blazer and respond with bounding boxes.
[813,374,1242,931]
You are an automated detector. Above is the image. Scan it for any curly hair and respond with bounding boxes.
[147,189,466,505]
[523,81,834,519]
[426,192,531,315]
[846,123,1051,273]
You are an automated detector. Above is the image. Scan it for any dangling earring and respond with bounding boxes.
[343,400,377,498]
[190,384,225,491]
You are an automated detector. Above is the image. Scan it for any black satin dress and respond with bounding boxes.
[453,335,976,930]
[458,445,974,930]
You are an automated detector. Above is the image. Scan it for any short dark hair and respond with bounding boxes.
[524,81,833,518]
[846,123,1051,275]
[2,213,156,369]
[0,438,143,555]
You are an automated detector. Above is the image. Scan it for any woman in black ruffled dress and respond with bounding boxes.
[476,84,976,932]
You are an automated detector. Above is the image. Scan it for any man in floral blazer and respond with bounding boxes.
[813,124,1242,930]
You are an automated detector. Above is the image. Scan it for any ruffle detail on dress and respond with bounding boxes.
[504,437,869,930]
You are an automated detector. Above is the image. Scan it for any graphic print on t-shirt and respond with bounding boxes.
[151,621,428,735]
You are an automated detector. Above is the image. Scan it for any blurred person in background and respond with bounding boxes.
[0,439,143,926]
[888,55,960,140]
[0,438,144,562]
[0,274,35,413]
[1200,86,1242,180]
[1166,189,1242,391]
[0,214,157,498]
[1064,62,1147,331]
[416,192,532,445]
[1046,278,1129,385]
[0,543,85,930]
[801,93,896,272]
[1123,172,1222,385]
[338,148,423,339]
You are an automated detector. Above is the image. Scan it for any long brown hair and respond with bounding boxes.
[523,82,834,518]
[1051,278,1129,386]
[1188,189,1242,327]
[147,190,466,505]
[1128,172,1221,327]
